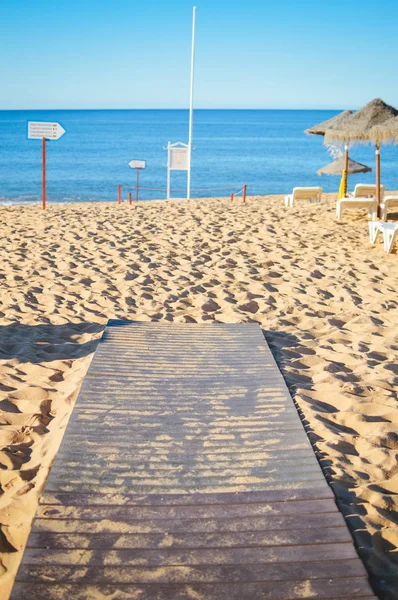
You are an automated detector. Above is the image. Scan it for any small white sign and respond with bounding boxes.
[28,122,66,140]
[129,160,146,169]
[170,147,189,171]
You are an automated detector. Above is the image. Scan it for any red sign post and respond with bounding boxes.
[28,122,66,210]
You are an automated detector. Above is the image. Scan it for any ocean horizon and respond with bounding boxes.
[1,109,396,205]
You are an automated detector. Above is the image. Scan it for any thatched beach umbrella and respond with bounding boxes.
[306,110,354,194]
[317,156,371,176]
[305,110,353,136]
[369,115,398,145]
[324,98,398,211]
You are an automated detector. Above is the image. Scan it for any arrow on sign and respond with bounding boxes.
[129,160,146,169]
[28,122,66,140]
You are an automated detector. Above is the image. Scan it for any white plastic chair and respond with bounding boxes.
[380,196,398,221]
[369,221,398,253]
[284,187,322,207]
[336,184,384,221]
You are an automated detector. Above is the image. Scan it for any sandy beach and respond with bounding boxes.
[0,193,397,599]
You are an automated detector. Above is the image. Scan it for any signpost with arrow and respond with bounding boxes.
[28,121,66,209]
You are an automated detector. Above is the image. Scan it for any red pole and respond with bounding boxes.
[42,137,46,210]
[118,184,121,204]
[243,184,247,203]
[136,169,139,201]
[230,193,234,201]
[129,192,132,205]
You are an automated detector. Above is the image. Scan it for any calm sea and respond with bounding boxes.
[0,109,396,204]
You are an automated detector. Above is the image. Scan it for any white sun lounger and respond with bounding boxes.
[336,184,385,221]
[284,187,322,207]
[369,221,398,253]
[347,184,385,199]
[381,196,398,221]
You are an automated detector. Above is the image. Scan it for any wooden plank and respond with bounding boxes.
[40,488,334,506]
[11,322,374,599]
[27,526,352,550]
[11,579,377,600]
[55,439,313,454]
[35,498,338,521]
[45,469,324,488]
[64,416,305,429]
[31,511,346,535]
[22,542,359,566]
[16,558,368,583]
[42,464,322,482]
[52,450,319,467]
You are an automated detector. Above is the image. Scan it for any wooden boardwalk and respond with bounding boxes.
[12,321,376,599]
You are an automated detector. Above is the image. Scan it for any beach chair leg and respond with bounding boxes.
[385,231,396,253]
[284,196,289,207]
[336,203,342,220]
[287,195,293,207]
[381,207,387,222]
[392,231,398,253]
[368,222,379,245]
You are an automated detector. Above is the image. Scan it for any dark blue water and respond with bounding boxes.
[0,109,396,204]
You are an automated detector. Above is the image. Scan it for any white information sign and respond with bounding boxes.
[128,160,146,169]
[28,122,66,140]
[170,147,189,171]
[166,141,191,199]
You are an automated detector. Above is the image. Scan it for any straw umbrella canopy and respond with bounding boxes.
[317,156,371,176]
[305,110,355,194]
[324,98,398,143]
[369,115,398,145]
[305,110,353,136]
[324,98,398,211]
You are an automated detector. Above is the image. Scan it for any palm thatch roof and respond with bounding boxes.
[324,98,398,144]
[305,110,353,136]
[317,156,372,176]
[369,115,398,145]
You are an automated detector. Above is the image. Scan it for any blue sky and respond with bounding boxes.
[1,0,397,109]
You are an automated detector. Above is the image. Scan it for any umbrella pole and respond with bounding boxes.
[376,143,381,218]
[344,143,349,196]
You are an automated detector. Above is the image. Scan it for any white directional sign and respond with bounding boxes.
[128,160,146,169]
[28,121,66,140]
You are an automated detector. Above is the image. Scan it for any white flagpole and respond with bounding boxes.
[166,142,171,200]
[187,6,196,199]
